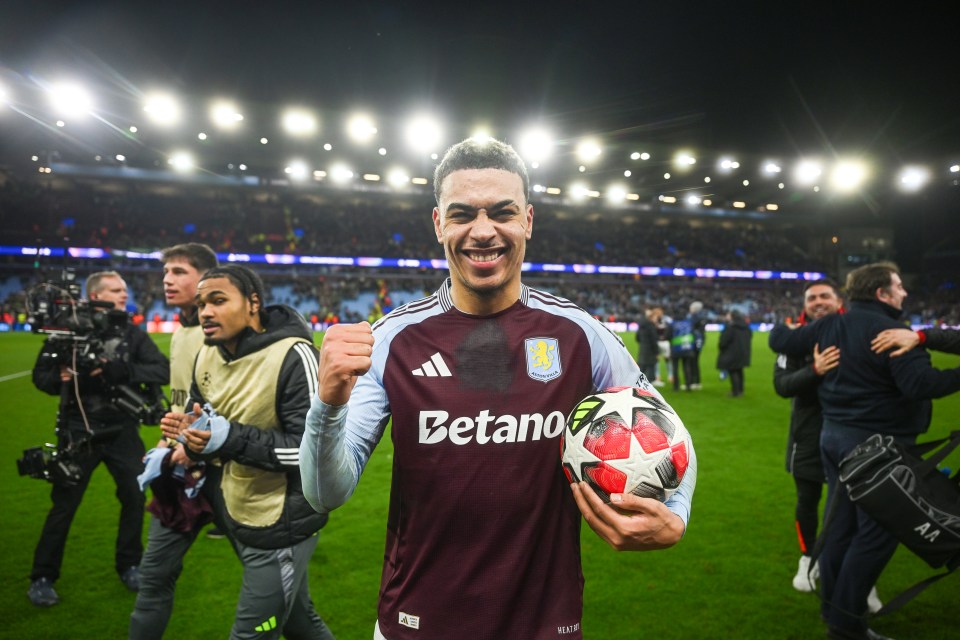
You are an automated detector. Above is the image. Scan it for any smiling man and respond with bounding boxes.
[770,262,960,640]
[300,138,697,640]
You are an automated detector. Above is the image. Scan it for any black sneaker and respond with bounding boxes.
[120,566,140,592]
[28,577,59,607]
[206,526,226,540]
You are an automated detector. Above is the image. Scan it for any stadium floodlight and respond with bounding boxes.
[518,128,554,164]
[405,114,443,153]
[794,159,822,185]
[950,164,959,173]
[576,139,602,163]
[718,157,740,171]
[606,184,628,203]
[830,159,869,193]
[897,166,929,192]
[568,182,590,201]
[673,151,697,169]
[280,107,317,138]
[284,160,309,181]
[346,113,377,143]
[168,151,194,172]
[48,82,93,117]
[763,161,782,175]
[387,168,410,187]
[470,126,493,144]
[329,163,354,184]
[210,101,244,129]
[686,195,702,206]
[143,93,180,125]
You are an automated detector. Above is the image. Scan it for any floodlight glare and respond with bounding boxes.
[606,185,628,203]
[285,160,309,181]
[405,115,443,153]
[470,127,493,144]
[168,151,194,172]
[830,160,869,193]
[576,140,602,163]
[686,195,702,206]
[48,82,93,117]
[794,160,822,185]
[346,113,377,143]
[719,157,739,171]
[387,168,410,187]
[518,128,554,163]
[281,109,317,136]
[898,166,929,192]
[763,161,782,174]
[329,163,354,184]
[673,152,697,168]
[568,182,590,201]
[143,93,180,125]
[210,101,244,128]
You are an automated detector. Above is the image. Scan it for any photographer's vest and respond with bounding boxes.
[170,324,205,413]
[193,336,308,530]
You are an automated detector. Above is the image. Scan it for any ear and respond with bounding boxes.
[525,204,534,240]
[433,207,443,243]
[249,293,261,315]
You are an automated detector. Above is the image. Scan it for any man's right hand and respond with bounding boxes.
[318,322,375,406]
[871,328,920,357]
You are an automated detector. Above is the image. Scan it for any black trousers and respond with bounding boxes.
[794,476,823,554]
[31,424,146,581]
[671,357,694,390]
[728,369,744,396]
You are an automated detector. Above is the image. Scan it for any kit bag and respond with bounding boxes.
[829,431,960,615]
[839,431,960,571]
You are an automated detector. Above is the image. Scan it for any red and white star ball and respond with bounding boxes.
[561,386,691,502]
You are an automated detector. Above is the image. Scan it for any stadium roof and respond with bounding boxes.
[1,2,958,223]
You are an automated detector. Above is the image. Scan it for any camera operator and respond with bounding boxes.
[28,270,170,608]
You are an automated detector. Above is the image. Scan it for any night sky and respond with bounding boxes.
[3,1,957,160]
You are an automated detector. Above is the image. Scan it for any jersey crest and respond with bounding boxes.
[525,336,561,382]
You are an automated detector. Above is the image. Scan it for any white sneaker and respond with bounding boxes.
[867,586,883,614]
[792,555,817,592]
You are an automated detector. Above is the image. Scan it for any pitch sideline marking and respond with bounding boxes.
[0,370,31,382]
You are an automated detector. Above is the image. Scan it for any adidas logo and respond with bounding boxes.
[412,352,452,377]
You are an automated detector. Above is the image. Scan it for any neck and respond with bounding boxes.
[450,282,520,316]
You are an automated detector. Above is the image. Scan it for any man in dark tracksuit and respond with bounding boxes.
[29,271,169,607]
[161,265,333,639]
[769,262,960,640]
[773,278,852,595]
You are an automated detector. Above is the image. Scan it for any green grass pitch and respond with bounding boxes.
[1,330,957,638]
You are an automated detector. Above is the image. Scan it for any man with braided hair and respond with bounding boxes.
[161,265,333,639]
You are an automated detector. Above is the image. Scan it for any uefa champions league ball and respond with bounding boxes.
[561,386,692,502]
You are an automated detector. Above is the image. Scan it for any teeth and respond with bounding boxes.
[468,251,499,263]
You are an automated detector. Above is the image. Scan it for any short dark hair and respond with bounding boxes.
[433,138,529,204]
[844,262,900,303]
[803,277,840,296]
[199,265,267,322]
[161,243,218,274]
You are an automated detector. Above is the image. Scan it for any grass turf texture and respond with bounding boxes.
[1,330,957,639]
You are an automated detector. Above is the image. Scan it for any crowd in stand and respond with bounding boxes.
[1,170,957,327]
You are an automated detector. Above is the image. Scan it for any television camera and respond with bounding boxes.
[17,269,168,485]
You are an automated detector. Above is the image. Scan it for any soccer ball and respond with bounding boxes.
[561,386,691,502]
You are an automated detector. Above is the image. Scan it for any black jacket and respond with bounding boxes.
[188,305,328,548]
[769,300,960,436]
[635,316,659,366]
[773,349,825,481]
[923,327,960,355]
[717,313,751,370]
[33,319,169,434]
